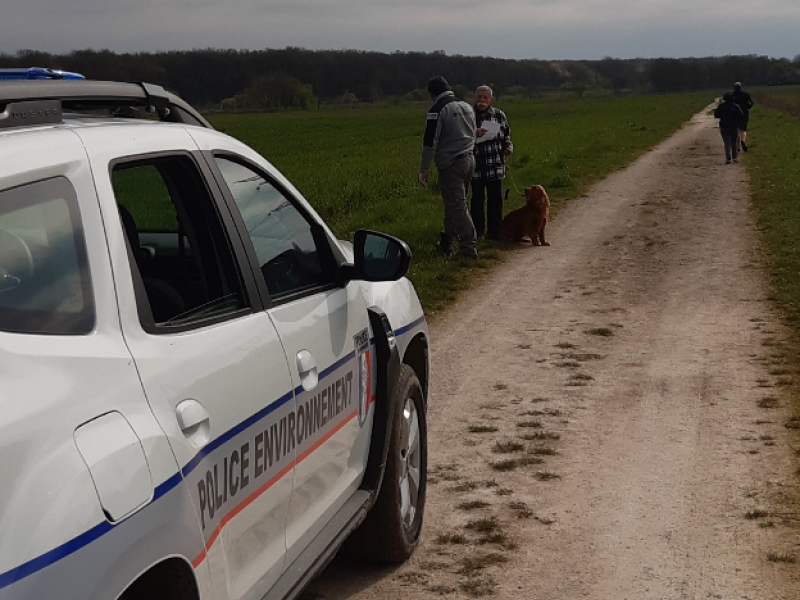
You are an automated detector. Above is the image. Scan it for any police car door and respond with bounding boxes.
[205,151,374,569]
[81,126,296,600]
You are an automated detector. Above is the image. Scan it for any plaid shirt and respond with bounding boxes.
[473,106,513,182]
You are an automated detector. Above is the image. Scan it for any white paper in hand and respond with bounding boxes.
[476,120,501,144]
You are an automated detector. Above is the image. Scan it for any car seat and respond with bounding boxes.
[118,205,186,323]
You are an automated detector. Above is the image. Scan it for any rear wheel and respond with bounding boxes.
[351,364,427,563]
[118,558,199,600]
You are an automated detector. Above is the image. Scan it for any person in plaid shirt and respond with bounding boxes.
[471,85,513,240]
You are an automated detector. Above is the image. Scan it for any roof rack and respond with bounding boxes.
[0,80,212,129]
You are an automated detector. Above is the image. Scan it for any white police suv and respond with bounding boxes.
[0,74,429,600]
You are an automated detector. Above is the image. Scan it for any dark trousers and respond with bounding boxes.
[470,179,503,239]
[720,126,738,162]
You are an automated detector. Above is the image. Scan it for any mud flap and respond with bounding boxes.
[359,306,402,502]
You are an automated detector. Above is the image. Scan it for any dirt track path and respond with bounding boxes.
[302,106,800,599]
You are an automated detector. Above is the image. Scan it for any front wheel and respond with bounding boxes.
[351,364,428,563]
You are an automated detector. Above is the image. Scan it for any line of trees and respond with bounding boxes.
[2,48,799,110]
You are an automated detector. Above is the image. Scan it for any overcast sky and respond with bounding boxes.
[2,0,798,60]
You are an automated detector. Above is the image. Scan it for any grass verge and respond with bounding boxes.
[746,101,800,330]
[746,92,800,495]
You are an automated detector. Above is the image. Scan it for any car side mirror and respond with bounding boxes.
[343,230,412,282]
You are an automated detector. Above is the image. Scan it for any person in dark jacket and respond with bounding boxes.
[714,92,744,164]
[731,82,754,152]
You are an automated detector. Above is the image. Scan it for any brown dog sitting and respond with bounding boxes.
[498,184,550,246]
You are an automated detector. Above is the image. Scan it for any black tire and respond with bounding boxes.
[118,558,199,600]
[351,364,428,563]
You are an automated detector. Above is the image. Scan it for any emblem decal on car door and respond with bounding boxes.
[354,327,371,427]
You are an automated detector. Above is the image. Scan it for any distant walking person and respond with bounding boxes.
[714,92,744,164]
[419,76,478,259]
[471,85,513,240]
[731,82,754,152]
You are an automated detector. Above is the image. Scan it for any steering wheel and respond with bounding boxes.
[262,248,305,295]
[0,227,35,288]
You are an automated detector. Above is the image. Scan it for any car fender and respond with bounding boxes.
[360,278,428,364]
[358,306,402,500]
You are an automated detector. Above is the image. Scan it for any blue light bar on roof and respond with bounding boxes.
[0,67,85,81]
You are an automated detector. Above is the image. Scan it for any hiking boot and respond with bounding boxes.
[742,141,748,152]
[438,233,453,257]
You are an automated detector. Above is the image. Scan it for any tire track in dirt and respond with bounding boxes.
[300,106,800,599]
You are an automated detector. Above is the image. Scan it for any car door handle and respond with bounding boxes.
[176,399,211,448]
[296,350,319,392]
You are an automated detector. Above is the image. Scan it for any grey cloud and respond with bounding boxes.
[1,0,798,58]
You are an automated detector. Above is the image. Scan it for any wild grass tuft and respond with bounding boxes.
[491,459,519,472]
[569,373,594,382]
[469,424,499,433]
[509,501,534,519]
[785,416,800,430]
[452,481,479,492]
[459,576,498,597]
[520,431,561,441]
[492,440,525,453]
[766,552,796,564]
[458,500,491,511]
[758,396,779,409]
[436,532,468,545]
[519,456,545,466]
[586,328,614,337]
[465,517,500,533]
[477,530,516,549]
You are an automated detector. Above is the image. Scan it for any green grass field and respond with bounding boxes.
[754,85,800,119]
[747,88,800,427]
[746,92,800,326]
[209,93,711,314]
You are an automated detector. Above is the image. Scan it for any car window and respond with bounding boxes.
[112,164,177,231]
[111,156,249,330]
[0,177,94,334]
[214,157,335,299]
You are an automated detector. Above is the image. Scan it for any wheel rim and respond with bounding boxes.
[398,396,421,529]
